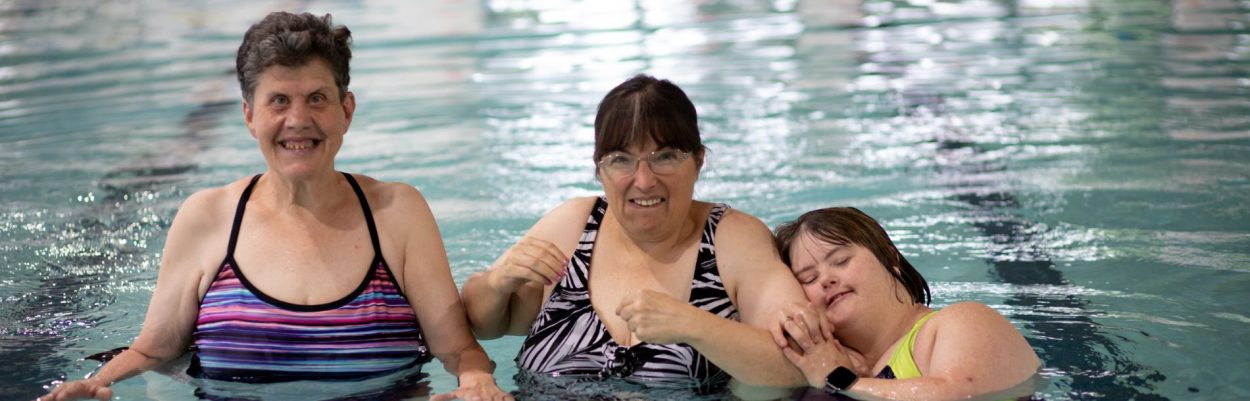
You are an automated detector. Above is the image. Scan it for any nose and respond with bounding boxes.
[631,160,658,190]
[284,102,312,131]
[821,271,837,289]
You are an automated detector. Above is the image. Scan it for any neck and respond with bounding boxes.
[604,207,700,257]
[840,303,931,365]
[258,169,346,211]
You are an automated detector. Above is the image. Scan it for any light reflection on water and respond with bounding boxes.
[1,0,1249,400]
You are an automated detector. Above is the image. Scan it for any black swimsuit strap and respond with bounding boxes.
[341,172,384,256]
[225,174,263,258]
[225,173,382,258]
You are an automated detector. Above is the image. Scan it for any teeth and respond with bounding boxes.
[635,198,661,207]
[282,140,316,150]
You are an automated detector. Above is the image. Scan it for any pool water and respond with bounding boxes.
[2,0,1249,400]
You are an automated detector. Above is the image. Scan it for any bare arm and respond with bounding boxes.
[686,210,809,387]
[460,197,590,339]
[383,184,507,400]
[41,189,226,400]
[842,302,1041,400]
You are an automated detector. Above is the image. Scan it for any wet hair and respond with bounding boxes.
[236,12,352,104]
[774,207,931,305]
[593,74,707,173]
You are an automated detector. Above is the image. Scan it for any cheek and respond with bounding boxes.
[602,176,630,196]
[802,284,823,304]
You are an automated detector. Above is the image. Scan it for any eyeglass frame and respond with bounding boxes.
[596,148,693,177]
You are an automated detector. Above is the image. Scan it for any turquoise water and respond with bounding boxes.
[2,0,1249,399]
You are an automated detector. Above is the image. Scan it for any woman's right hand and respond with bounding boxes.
[38,379,112,401]
[486,237,568,293]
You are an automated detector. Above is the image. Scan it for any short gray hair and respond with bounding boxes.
[236,12,352,104]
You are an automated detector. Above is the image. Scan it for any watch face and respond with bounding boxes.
[825,366,858,392]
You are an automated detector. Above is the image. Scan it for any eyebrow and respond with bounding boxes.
[263,84,334,97]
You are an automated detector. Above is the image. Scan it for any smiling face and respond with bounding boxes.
[243,57,355,180]
[600,138,700,240]
[789,232,910,327]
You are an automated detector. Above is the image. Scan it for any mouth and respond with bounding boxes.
[279,138,321,151]
[629,197,665,208]
[825,290,851,307]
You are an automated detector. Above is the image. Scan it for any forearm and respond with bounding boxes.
[461,271,513,339]
[87,346,175,386]
[436,343,496,384]
[687,313,806,387]
[844,377,1001,401]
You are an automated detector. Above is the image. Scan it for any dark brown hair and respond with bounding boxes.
[236,12,352,104]
[593,74,706,172]
[774,207,931,305]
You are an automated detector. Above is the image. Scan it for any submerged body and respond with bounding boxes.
[773,207,1040,401]
[461,75,810,395]
[40,12,506,400]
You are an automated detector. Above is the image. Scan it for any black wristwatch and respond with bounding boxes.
[822,366,858,394]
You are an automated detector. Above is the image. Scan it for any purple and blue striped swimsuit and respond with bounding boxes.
[192,173,429,382]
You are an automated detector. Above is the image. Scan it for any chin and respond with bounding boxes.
[274,164,327,179]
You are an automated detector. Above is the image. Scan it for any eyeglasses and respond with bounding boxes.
[597,149,691,177]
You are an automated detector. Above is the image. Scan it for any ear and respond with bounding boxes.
[243,100,257,140]
[694,148,705,171]
[342,91,356,131]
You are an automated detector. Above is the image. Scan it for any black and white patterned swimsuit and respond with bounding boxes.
[516,197,739,393]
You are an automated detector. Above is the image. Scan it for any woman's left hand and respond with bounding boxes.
[431,372,513,401]
[776,310,868,388]
[616,289,703,344]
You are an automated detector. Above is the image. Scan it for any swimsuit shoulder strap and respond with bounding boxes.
[225,174,263,258]
[342,172,384,257]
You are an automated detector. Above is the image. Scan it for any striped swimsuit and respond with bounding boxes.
[192,173,429,382]
[516,197,737,393]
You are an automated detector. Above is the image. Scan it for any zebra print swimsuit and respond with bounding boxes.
[516,197,738,393]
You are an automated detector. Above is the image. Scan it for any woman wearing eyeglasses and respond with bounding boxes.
[461,75,809,395]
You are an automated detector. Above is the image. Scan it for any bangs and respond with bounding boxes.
[805,223,854,248]
[593,75,702,163]
[597,99,697,155]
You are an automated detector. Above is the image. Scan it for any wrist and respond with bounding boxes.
[821,366,858,394]
[676,306,715,345]
[808,367,830,388]
[458,370,495,386]
[83,376,112,388]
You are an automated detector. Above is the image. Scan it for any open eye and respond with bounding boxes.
[604,153,636,169]
[651,149,684,165]
[309,93,327,104]
[272,95,289,106]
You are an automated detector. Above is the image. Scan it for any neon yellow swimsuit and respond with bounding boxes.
[880,311,938,379]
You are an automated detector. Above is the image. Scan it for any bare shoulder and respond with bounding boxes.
[712,207,779,268]
[170,177,256,236]
[541,196,598,225]
[160,177,255,281]
[919,302,1032,356]
[715,208,773,241]
[930,302,1014,327]
[919,302,1040,380]
[350,174,429,213]
[527,196,598,247]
